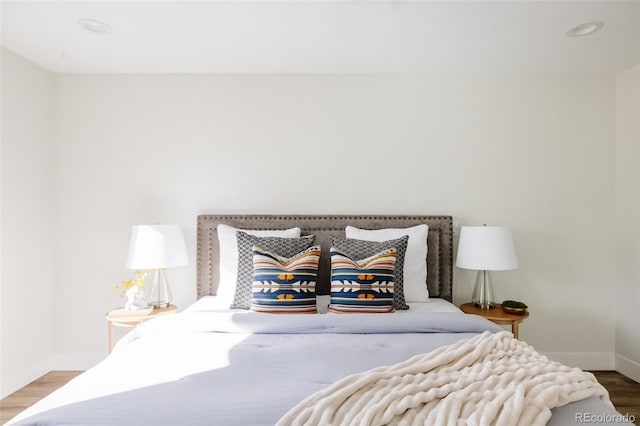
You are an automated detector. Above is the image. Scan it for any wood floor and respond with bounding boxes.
[592,371,640,425]
[0,371,81,425]
[0,371,638,425]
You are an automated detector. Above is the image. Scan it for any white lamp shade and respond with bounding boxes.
[127,225,188,269]
[456,226,518,271]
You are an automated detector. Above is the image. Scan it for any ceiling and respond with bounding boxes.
[1,1,639,74]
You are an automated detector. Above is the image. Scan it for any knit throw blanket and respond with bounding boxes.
[277,331,611,426]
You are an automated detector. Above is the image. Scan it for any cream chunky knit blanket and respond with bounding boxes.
[278,331,611,426]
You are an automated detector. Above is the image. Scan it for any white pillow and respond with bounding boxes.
[345,224,429,302]
[217,224,301,306]
[182,296,245,313]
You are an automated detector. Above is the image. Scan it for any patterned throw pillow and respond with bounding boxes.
[251,245,321,313]
[232,232,316,309]
[330,236,409,310]
[329,247,397,313]
[346,225,429,302]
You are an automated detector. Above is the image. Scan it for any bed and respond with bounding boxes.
[7,215,632,425]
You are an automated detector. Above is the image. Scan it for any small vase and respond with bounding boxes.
[125,286,149,311]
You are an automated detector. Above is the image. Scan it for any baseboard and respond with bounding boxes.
[0,353,105,399]
[51,352,106,371]
[542,352,615,370]
[615,354,640,383]
[0,356,53,399]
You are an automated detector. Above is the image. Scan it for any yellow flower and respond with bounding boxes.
[115,270,150,297]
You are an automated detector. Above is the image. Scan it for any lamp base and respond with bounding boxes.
[149,269,172,309]
[471,270,496,310]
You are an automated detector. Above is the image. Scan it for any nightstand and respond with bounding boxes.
[106,305,177,352]
[460,303,529,339]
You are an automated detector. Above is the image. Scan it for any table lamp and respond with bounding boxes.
[456,225,518,309]
[127,224,188,308]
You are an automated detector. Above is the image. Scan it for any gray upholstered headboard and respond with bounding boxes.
[197,215,453,301]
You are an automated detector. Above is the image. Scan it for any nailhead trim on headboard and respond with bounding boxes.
[196,215,453,302]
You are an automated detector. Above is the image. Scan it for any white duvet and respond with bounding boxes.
[7,301,631,426]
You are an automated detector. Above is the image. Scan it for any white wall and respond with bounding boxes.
[52,73,616,368]
[614,64,640,383]
[0,49,55,397]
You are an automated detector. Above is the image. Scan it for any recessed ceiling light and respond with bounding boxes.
[567,21,604,37]
[77,18,113,34]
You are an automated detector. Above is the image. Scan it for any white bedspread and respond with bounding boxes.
[182,296,463,314]
[7,308,631,426]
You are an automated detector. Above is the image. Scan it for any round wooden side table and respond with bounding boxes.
[106,305,177,352]
[460,303,529,339]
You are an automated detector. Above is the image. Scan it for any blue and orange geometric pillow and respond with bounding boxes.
[329,247,397,313]
[250,245,321,313]
[234,232,317,309]
[330,236,409,310]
